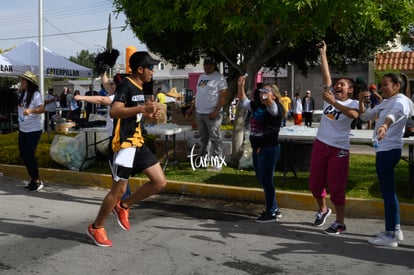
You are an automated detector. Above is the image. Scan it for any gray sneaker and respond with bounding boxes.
[368,234,398,248]
[375,230,404,241]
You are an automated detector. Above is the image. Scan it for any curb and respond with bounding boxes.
[1,164,413,225]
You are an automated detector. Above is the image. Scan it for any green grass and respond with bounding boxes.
[1,131,413,203]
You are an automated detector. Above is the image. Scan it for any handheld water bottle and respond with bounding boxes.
[18,106,25,122]
[372,136,379,148]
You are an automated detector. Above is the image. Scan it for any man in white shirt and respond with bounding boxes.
[185,56,228,171]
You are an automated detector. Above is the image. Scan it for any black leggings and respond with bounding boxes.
[18,130,42,180]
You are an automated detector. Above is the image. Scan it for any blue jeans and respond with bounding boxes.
[121,183,131,200]
[252,145,281,214]
[376,149,401,231]
[19,130,42,180]
[281,117,287,127]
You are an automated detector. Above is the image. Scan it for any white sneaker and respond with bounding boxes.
[368,234,398,248]
[375,230,404,241]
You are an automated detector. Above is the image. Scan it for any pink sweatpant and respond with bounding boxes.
[308,138,349,206]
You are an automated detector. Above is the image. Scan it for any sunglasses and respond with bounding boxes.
[258,88,270,93]
[143,64,155,71]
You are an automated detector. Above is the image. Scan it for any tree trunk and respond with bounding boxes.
[230,105,248,167]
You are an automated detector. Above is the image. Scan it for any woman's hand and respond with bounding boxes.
[376,124,387,140]
[237,74,248,101]
[318,40,327,54]
[322,90,335,105]
[359,91,370,102]
[259,94,273,105]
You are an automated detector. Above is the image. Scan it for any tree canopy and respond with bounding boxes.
[69,50,96,72]
[114,0,414,77]
[113,0,414,164]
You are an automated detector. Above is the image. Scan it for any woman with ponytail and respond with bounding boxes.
[359,73,414,247]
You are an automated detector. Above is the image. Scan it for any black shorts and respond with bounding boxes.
[111,144,159,181]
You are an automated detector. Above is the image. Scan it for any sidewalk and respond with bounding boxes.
[1,163,413,225]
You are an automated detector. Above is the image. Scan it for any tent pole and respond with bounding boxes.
[38,0,44,96]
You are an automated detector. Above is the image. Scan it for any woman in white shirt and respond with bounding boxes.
[18,71,45,192]
[308,42,359,235]
[359,73,414,247]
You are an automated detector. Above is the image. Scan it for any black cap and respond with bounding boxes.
[203,56,216,64]
[129,51,160,71]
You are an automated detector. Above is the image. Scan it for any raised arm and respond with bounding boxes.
[100,72,115,95]
[319,41,332,88]
[237,76,247,101]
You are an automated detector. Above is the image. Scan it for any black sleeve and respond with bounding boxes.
[113,82,130,104]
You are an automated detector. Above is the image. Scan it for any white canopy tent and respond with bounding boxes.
[3,40,93,78]
[0,54,30,77]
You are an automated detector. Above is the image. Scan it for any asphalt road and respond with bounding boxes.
[1,175,413,275]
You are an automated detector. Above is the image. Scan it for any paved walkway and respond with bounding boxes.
[1,177,413,274]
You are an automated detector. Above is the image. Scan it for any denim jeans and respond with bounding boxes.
[196,112,223,157]
[376,149,401,231]
[252,145,281,214]
[18,130,42,180]
[281,117,287,127]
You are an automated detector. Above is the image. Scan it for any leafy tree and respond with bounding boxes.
[113,0,414,165]
[69,50,96,72]
[0,77,19,90]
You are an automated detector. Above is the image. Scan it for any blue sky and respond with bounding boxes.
[0,0,147,60]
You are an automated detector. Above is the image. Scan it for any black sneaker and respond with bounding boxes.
[256,212,276,223]
[314,208,332,226]
[24,180,36,190]
[323,222,346,235]
[255,209,281,223]
[28,180,44,192]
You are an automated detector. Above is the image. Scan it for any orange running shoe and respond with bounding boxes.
[86,224,112,247]
[112,201,130,231]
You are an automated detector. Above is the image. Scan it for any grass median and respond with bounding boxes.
[1,131,413,203]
